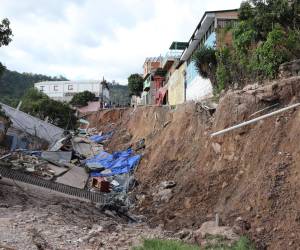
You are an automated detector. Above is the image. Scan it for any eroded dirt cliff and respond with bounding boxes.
[88,76,300,249]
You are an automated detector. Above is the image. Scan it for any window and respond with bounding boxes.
[68,85,73,90]
[54,85,58,91]
[40,86,45,92]
[217,19,236,29]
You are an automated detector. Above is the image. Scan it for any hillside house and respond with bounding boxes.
[162,42,188,106]
[180,9,238,101]
[34,80,110,103]
[141,57,163,105]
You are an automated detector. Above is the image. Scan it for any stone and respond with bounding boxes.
[160,181,176,189]
[211,142,221,154]
[279,59,300,78]
[256,227,264,234]
[89,237,96,244]
[222,182,228,189]
[156,189,172,202]
[246,206,253,212]
[175,229,192,239]
[223,153,234,161]
[194,221,239,244]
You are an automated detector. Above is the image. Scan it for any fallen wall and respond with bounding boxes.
[0,103,64,144]
[87,76,300,250]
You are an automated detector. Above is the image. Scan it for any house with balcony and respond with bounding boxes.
[180,9,238,101]
[162,42,188,106]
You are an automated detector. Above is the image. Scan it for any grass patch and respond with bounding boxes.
[133,239,199,250]
[203,236,255,250]
[133,237,255,250]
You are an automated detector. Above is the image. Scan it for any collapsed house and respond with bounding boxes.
[0,103,143,206]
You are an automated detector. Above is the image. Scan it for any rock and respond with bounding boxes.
[222,182,228,189]
[243,83,259,91]
[160,181,176,189]
[136,194,146,203]
[223,153,234,161]
[89,237,96,244]
[279,59,300,78]
[176,229,193,239]
[194,221,239,245]
[211,143,221,154]
[246,206,253,212]
[156,189,173,202]
[233,217,251,234]
[256,227,264,234]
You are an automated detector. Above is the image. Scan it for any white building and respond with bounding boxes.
[34,80,110,102]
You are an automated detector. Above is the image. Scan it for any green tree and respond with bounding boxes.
[0,69,68,107]
[128,73,143,96]
[0,18,13,76]
[212,0,300,95]
[21,88,77,129]
[70,91,96,107]
[192,45,217,86]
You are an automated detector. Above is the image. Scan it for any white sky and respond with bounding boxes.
[0,0,242,84]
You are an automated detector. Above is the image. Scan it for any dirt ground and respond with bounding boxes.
[87,76,300,250]
[1,76,300,250]
[0,179,169,250]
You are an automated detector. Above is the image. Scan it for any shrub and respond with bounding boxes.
[70,91,96,107]
[21,88,77,129]
[128,73,144,97]
[251,24,300,78]
[192,45,217,85]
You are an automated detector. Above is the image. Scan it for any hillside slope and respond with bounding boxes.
[0,69,68,106]
[87,76,300,250]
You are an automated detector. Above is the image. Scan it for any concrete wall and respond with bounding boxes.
[168,63,186,105]
[186,74,213,101]
[186,61,213,101]
[0,103,64,144]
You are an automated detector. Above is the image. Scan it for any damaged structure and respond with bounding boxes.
[0,102,143,205]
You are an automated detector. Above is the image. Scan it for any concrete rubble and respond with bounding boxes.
[0,111,143,202]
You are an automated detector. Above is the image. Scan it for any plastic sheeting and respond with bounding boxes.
[89,131,113,143]
[86,148,141,177]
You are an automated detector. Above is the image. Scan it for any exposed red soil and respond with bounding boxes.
[87,76,300,250]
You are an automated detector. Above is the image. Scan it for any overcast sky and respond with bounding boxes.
[0,0,241,84]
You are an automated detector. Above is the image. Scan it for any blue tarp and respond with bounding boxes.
[86,148,141,177]
[89,132,113,143]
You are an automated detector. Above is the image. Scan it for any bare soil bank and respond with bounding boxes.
[87,76,300,249]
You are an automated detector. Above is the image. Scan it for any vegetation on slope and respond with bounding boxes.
[192,0,300,94]
[0,18,13,77]
[70,91,96,107]
[0,69,67,107]
[134,237,254,250]
[21,88,77,129]
[128,73,144,97]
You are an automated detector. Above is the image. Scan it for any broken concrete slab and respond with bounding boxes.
[56,166,88,189]
[46,164,69,177]
[72,142,103,158]
[41,151,72,164]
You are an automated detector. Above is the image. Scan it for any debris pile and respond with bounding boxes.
[0,119,142,201]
